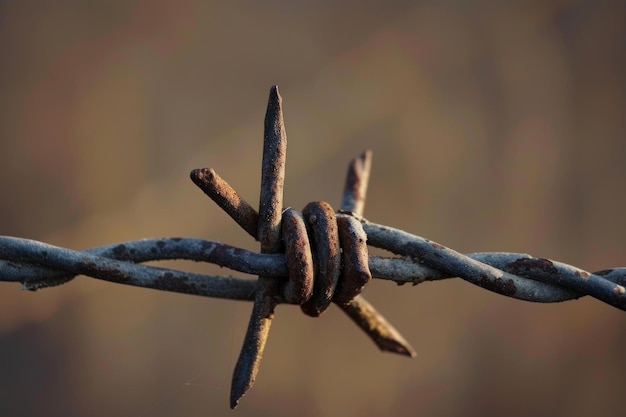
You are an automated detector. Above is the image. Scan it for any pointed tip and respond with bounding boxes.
[340,296,417,359]
[265,85,284,123]
[359,149,373,166]
[373,322,417,358]
[230,397,240,410]
[269,85,281,101]
[379,339,417,358]
[351,150,372,178]
[229,337,258,409]
[229,369,250,410]
[341,150,373,215]
[229,302,275,409]
[229,350,257,410]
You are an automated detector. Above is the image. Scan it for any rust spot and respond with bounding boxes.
[112,244,128,258]
[83,260,96,270]
[510,257,559,277]
[575,270,591,279]
[475,274,517,297]
[614,285,625,295]
[155,272,199,295]
[78,258,129,282]
[430,242,445,250]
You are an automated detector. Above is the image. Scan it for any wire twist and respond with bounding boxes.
[1,86,624,409]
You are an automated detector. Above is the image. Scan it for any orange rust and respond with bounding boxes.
[575,270,591,279]
[333,215,372,305]
[280,208,314,304]
[301,201,341,317]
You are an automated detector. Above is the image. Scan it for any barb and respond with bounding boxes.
[1,86,625,409]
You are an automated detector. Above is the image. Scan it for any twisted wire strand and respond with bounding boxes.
[1,228,625,309]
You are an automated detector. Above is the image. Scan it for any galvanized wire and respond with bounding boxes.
[1,86,624,409]
[2,229,625,307]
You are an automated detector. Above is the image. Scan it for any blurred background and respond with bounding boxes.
[1,1,625,416]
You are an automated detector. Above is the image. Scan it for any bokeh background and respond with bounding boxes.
[1,1,625,416]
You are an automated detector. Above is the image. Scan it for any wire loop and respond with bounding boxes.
[277,201,375,315]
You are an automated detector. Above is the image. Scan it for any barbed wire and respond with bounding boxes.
[1,86,624,409]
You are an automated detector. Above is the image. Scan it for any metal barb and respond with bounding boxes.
[189,168,259,239]
[336,151,416,357]
[1,86,625,410]
[231,85,287,409]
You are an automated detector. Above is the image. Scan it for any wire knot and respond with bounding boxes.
[281,202,371,316]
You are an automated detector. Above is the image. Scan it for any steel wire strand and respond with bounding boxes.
[0,237,281,290]
[0,236,258,300]
[363,222,626,309]
[1,233,625,310]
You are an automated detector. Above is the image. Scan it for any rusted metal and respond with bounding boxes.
[336,151,413,354]
[189,167,259,239]
[300,201,341,316]
[341,150,372,217]
[230,85,287,409]
[333,215,372,305]
[281,208,314,304]
[341,296,416,358]
[1,86,625,410]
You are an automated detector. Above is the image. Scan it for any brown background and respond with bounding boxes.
[1,1,625,416]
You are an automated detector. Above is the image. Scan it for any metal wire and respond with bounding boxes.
[1,86,624,409]
[2,226,625,307]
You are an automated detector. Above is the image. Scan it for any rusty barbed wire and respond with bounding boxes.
[1,86,625,409]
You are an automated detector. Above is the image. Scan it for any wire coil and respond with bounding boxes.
[281,202,372,315]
